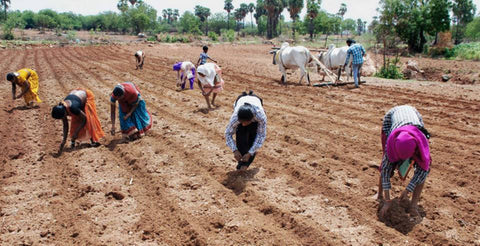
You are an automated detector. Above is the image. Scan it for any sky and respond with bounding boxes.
[9,0,480,25]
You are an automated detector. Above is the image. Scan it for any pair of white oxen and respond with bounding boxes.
[270,42,352,85]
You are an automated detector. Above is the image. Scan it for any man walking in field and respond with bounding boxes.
[225,91,267,170]
[344,39,366,88]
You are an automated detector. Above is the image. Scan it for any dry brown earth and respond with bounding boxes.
[0,43,479,245]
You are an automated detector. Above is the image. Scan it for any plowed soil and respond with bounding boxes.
[1,43,479,245]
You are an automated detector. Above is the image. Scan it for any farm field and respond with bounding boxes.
[0,43,479,245]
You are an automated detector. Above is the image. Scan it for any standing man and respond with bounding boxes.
[344,39,366,88]
[225,91,267,170]
[377,105,432,220]
[135,50,145,70]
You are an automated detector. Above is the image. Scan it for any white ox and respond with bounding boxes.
[318,44,352,81]
[270,42,320,85]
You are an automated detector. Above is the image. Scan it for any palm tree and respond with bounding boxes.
[1,0,10,20]
[117,0,129,13]
[287,0,304,38]
[162,9,167,22]
[248,3,255,28]
[173,9,179,22]
[306,0,321,41]
[224,0,234,30]
[240,3,249,28]
[234,8,243,31]
[195,5,211,35]
[337,3,347,37]
[264,0,286,39]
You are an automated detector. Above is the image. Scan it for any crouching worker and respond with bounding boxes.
[173,61,195,90]
[110,82,152,141]
[225,91,267,170]
[51,89,105,153]
[135,50,145,70]
[7,68,42,107]
[378,105,431,219]
[197,62,224,109]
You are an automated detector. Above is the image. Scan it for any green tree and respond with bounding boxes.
[1,0,10,20]
[356,18,363,35]
[337,3,347,36]
[195,5,211,35]
[306,0,321,40]
[126,2,157,34]
[239,3,249,28]
[22,10,36,29]
[234,8,243,31]
[341,18,356,35]
[377,0,430,53]
[179,11,201,34]
[287,0,304,38]
[264,0,287,39]
[248,3,255,28]
[426,0,451,44]
[465,16,480,40]
[117,0,129,13]
[452,0,476,44]
[224,0,234,29]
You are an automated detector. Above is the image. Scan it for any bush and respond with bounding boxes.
[454,42,480,61]
[208,31,218,41]
[2,31,15,40]
[66,30,77,41]
[220,29,235,42]
[375,58,404,79]
[146,36,156,42]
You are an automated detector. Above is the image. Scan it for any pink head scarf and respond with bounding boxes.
[386,125,431,171]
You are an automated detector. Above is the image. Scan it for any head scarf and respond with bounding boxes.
[386,125,431,171]
[181,61,195,79]
[6,72,18,81]
[197,63,217,86]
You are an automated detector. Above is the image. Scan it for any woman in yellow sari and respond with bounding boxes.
[6,68,42,107]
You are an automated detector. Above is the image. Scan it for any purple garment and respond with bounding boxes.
[173,62,195,90]
[386,125,431,171]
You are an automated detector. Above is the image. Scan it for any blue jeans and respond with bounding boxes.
[353,63,363,87]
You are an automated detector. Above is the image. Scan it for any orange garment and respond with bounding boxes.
[69,89,104,142]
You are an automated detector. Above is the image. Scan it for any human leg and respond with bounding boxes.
[353,64,360,87]
[211,93,218,107]
[235,122,258,170]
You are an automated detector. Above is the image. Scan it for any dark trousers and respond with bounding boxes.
[236,122,258,169]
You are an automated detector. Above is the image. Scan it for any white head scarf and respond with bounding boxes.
[197,63,217,86]
[181,61,195,79]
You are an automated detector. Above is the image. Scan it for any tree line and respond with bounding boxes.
[1,0,478,53]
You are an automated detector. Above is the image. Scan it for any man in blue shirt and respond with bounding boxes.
[344,39,366,88]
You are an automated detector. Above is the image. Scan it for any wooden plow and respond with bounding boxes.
[270,46,366,88]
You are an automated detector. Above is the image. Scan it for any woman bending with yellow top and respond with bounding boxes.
[6,68,42,107]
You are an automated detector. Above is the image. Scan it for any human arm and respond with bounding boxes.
[197,80,207,96]
[225,114,239,153]
[11,82,16,100]
[15,81,30,99]
[123,95,140,120]
[59,116,69,153]
[247,109,267,155]
[344,50,351,67]
[208,56,217,63]
[110,101,116,135]
[379,154,393,218]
